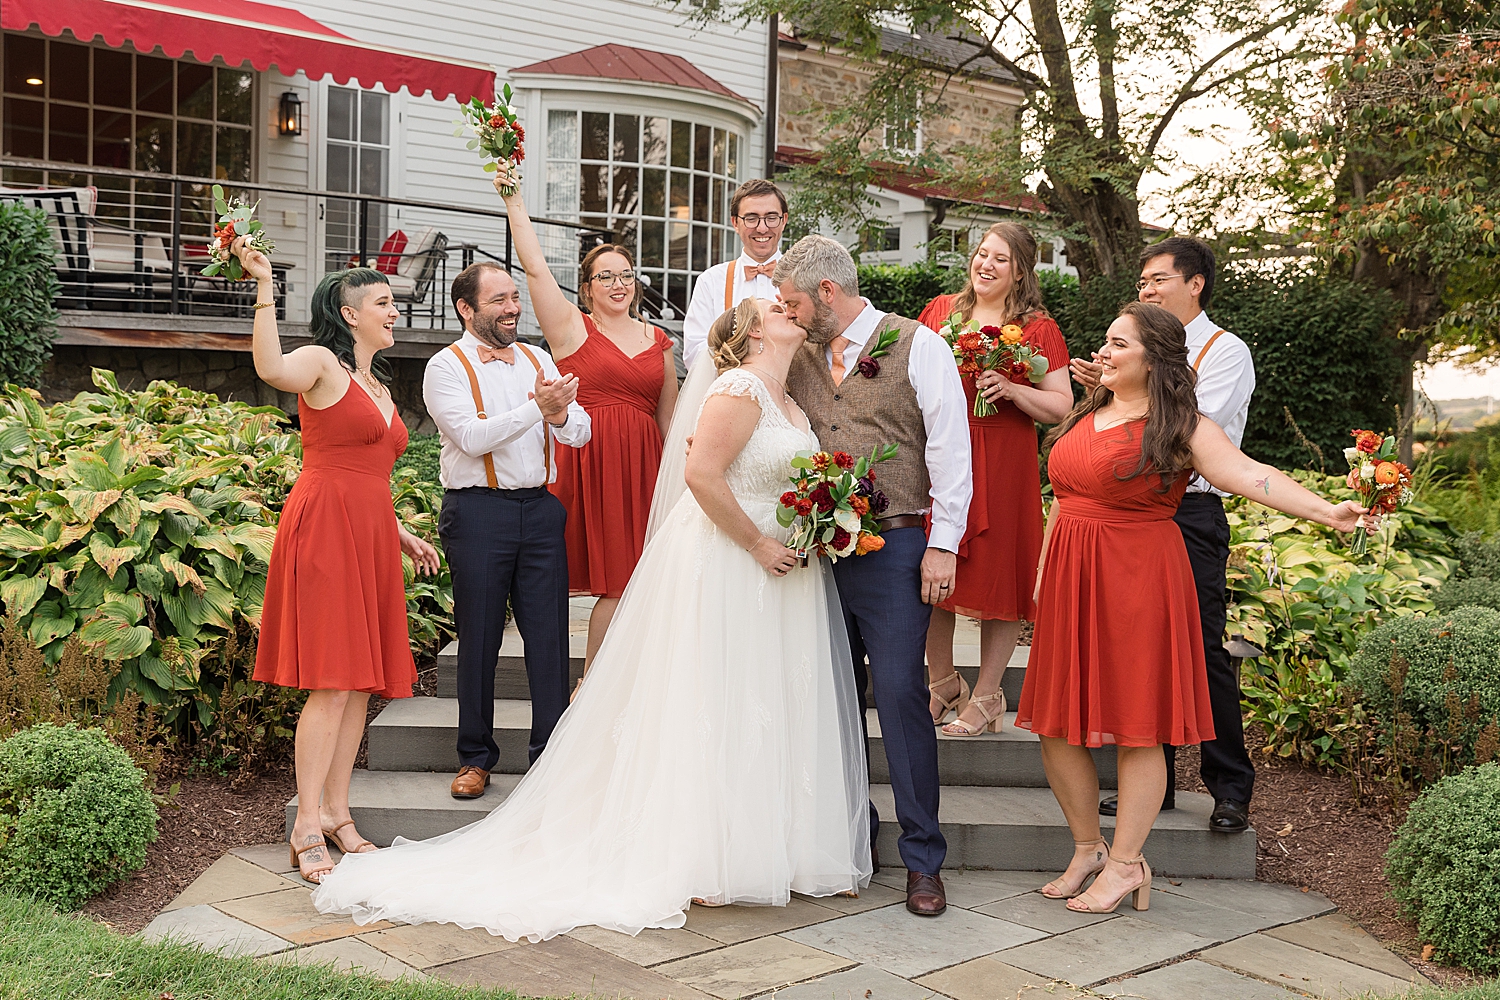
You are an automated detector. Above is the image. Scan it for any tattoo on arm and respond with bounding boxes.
[1254,476,1271,496]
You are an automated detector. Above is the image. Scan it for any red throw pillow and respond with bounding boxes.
[375,230,407,274]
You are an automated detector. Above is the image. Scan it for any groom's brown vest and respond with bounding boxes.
[786,313,931,519]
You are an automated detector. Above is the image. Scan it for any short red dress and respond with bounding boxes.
[551,316,673,597]
[918,295,1068,622]
[1016,418,1214,747]
[254,382,416,698]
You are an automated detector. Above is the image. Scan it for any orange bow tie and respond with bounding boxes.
[476,343,516,365]
[743,260,777,281]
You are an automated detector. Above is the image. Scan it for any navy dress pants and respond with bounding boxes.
[439,486,570,769]
[831,526,946,875]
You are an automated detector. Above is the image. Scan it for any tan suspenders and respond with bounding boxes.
[445,342,554,489]
[1193,329,1227,372]
[723,263,736,311]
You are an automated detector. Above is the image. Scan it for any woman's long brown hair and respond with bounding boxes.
[950,222,1048,326]
[1043,302,1200,490]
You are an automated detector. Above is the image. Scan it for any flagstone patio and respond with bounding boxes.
[141,844,1431,1000]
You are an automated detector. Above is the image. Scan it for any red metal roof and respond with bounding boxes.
[513,44,751,106]
[5,0,494,102]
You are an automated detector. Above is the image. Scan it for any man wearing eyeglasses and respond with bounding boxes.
[681,179,788,369]
[1071,236,1258,837]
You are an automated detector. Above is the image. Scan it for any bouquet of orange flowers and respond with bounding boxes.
[456,82,526,196]
[1343,428,1412,556]
[201,184,274,280]
[937,316,1049,417]
[777,445,898,562]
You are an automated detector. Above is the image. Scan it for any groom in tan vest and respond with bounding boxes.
[777,235,972,916]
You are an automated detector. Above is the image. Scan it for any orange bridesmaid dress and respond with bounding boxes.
[917,295,1068,622]
[551,316,673,597]
[1016,417,1214,747]
[254,381,416,699]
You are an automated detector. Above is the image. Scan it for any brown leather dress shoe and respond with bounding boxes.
[450,765,490,799]
[906,871,946,916]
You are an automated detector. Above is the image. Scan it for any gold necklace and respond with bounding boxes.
[356,366,386,397]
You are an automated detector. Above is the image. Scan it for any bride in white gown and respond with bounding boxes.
[312,297,872,941]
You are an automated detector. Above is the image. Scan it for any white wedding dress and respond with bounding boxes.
[313,368,872,942]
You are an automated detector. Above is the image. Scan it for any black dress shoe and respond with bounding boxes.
[1210,799,1249,833]
[1098,790,1175,816]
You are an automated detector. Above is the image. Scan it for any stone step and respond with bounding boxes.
[367,698,1117,789]
[436,636,1030,706]
[286,770,1254,878]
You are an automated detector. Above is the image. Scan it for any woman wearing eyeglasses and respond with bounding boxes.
[492,166,678,689]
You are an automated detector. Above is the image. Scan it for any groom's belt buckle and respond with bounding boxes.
[876,515,924,532]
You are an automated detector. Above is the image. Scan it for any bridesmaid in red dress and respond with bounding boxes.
[1019,302,1371,915]
[919,223,1074,736]
[234,244,441,884]
[493,167,678,683]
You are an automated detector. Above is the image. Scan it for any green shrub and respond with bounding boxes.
[0,202,60,387]
[1453,531,1500,581]
[858,260,963,318]
[1429,423,1500,477]
[1433,577,1500,613]
[394,432,441,488]
[0,723,157,910]
[1386,763,1500,973]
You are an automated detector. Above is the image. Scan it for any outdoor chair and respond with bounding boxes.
[382,227,449,327]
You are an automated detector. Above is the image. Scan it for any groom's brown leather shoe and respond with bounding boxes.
[906,872,946,916]
[450,766,490,799]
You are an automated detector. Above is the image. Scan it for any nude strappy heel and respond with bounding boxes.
[289,837,335,884]
[1067,851,1152,913]
[928,671,970,725]
[322,820,377,855]
[942,690,1006,736]
[1040,838,1107,899]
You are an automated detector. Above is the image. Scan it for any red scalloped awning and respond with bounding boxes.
[4,0,495,102]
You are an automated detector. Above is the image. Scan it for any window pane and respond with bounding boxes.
[727,133,738,177]
[640,221,664,267]
[581,112,609,161]
[546,158,579,217]
[611,217,637,257]
[643,116,668,165]
[217,125,250,181]
[669,220,688,268]
[49,41,89,103]
[547,109,577,159]
[326,142,354,192]
[134,116,172,172]
[611,165,638,215]
[691,223,708,270]
[93,49,131,109]
[217,69,253,125]
[94,175,130,222]
[692,173,708,222]
[93,108,131,167]
[358,90,387,145]
[328,87,355,142]
[4,36,44,96]
[711,178,723,225]
[669,170,689,218]
[665,272,686,314]
[2,98,44,158]
[178,120,213,176]
[670,120,690,168]
[642,167,665,217]
[693,124,710,171]
[177,62,214,119]
[136,178,173,232]
[580,163,607,214]
[136,56,172,113]
[712,128,725,174]
[612,114,638,163]
[359,145,386,195]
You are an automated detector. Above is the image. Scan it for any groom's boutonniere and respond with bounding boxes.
[858,327,901,379]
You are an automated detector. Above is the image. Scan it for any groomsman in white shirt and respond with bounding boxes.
[681,178,788,369]
[1072,236,1257,834]
[424,262,591,800]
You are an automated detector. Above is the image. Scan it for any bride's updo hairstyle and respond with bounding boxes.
[707,298,761,373]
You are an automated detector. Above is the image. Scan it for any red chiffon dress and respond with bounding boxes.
[551,316,673,597]
[917,295,1069,622]
[254,382,416,699]
[1016,418,1215,747]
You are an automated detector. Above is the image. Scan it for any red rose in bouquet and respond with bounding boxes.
[776,445,899,562]
[1341,428,1412,556]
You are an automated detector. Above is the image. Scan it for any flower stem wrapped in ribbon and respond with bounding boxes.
[201,184,274,280]
[1342,428,1412,556]
[776,444,898,562]
[456,82,526,196]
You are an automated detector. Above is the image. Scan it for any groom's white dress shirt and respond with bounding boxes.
[682,249,783,369]
[1184,310,1255,496]
[829,300,972,553]
[423,332,592,490]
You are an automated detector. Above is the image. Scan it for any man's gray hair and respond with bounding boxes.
[773,234,860,299]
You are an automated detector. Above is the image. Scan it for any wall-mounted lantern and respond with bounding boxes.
[278,92,303,136]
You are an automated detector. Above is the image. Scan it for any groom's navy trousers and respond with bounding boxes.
[439,486,570,769]
[831,525,947,876]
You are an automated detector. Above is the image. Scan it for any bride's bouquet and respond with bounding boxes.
[455,82,526,196]
[1342,428,1412,556]
[201,184,274,280]
[778,445,898,562]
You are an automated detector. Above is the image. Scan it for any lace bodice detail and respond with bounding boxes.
[700,369,817,532]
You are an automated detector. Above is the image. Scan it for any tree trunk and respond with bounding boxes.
[1038,173,1146,282]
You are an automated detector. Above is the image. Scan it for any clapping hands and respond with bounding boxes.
[530,369,579,424]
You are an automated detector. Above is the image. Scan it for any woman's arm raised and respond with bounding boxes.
[491,166,586,358]
[685,391,797,576]
[235,238,341,397]
[1190,417,1371,532]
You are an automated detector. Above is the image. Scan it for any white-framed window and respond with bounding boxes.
[884,106,921,155]
[546,109,742,317]
[324,85,389,270]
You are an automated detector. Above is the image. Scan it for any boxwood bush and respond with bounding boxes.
[1433,577,1500,613]
[0,722,157,910]
[1387,763,1500,973]
[0,201,60,387]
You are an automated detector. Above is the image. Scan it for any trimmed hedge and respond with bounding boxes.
[1433,577,1500,613]
[0,201,60,387]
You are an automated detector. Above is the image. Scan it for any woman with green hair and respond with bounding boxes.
[233,240,441,884]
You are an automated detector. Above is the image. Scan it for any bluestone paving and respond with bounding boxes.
[783,904,1048,978]
[162,854,295,911]
[215,886,391,945]
[266,936,427,980]
[974,892,1119,935]
[141,903,293,958]
[1098,959,1300,999]
[912,956,1049,1000]
[766,963,949,1000]
[931,870,1050,909]
[1155,878,1335,923]
[797,881,908,914]
[1201,933,1423,998]
[428,934,714,999]
[358,920,516,968]
[1263,914,1429,982]
[1094,882,1281,944]
[682,896,840,944]
[567,924,723,966]
[656,935,853,999]
[994,915,1214,986]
